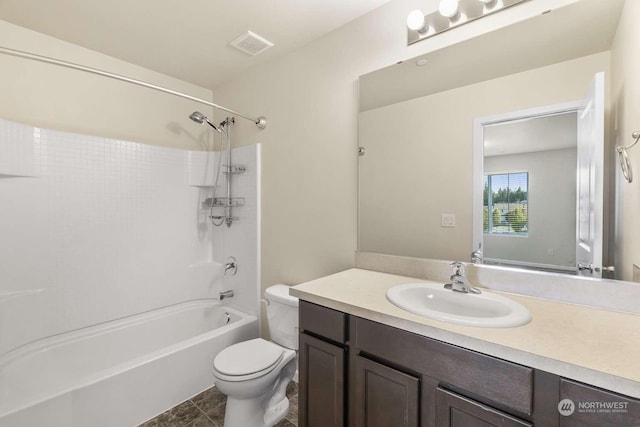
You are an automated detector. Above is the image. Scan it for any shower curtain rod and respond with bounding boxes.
[0,46,267,130]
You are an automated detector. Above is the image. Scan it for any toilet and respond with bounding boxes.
[212,285,299,427]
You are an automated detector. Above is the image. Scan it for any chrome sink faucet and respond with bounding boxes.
[445,262,481,294]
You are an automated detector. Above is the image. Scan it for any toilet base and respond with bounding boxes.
[224,394,290,427]
[216,349,297,427]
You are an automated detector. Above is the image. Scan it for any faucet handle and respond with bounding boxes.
[450,261,465,277]
[471,243,483,264]
[224,256,237,276]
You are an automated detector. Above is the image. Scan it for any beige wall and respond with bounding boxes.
[612,1,640,281]
[359,53,610,262]
[484,148,577,268]
[209,0,579,327]
[0,20,214,150]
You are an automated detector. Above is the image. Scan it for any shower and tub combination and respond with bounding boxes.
[0,47,266,427]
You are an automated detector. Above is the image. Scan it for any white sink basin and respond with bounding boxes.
[386,282,531,328]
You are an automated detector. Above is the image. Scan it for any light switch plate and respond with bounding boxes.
[441,214,456,227]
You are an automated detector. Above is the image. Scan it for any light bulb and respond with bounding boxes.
[479,0,497,7]
[406,10,427,33]
[439,0,460,18]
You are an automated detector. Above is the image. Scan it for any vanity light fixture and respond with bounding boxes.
[406,9,428,33]
[407,0,527,45]
[438,0,460,19]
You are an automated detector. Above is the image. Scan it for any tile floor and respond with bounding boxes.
[138,382,299,427]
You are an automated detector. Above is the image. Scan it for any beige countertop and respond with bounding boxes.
[290,268,640,399]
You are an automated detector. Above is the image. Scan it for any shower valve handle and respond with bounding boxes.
[224,257,238,276]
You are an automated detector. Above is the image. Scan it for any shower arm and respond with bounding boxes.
[0,46,267,130]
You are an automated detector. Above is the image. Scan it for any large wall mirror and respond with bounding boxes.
[358,0,638,281]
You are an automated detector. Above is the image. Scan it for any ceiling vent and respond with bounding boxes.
[230,31,274,56]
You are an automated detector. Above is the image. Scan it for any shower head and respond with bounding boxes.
[189,111,223,133]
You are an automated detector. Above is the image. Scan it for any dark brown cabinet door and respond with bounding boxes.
[436,388,532,427]
[299,333,345,427]
[353,355,419,427]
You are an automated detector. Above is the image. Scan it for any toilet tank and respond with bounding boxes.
[265,285,299,350]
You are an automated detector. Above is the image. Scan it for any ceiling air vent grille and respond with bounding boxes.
[230,31,274,56]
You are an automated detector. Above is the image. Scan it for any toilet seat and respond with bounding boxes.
[213,338,284,382]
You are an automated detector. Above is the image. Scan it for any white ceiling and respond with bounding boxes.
[484,112,577,157]
[0,0,392,89]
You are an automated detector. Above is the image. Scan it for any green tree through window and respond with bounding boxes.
[483,172,528,235]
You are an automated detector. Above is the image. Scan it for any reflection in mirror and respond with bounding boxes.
[480,112,578,274]
[473,72,605,278]
[358,0,640,281]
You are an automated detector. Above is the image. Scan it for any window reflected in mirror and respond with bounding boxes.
[481,112,577,273]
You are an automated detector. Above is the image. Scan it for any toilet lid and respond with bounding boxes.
[213,338,283,376]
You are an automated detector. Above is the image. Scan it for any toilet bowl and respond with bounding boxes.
[212,285,298,427]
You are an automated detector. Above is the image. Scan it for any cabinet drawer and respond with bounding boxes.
[436,387,532,427]
[353,317,533,415]
[300,300,347,343]
[559,379,640,426]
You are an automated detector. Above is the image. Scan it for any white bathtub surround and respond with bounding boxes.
[0,117,261,424]
[0,119,37,177]
[355,251,640,315]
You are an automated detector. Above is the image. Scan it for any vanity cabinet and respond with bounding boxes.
[435,388,532,427]
[352,315,533,418]
[353,355,419,426]
[299,301,348,427]
[351,316,533,427]
[299,333,345,427]
[298,300,640,427]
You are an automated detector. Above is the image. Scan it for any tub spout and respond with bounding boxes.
[219,290,234,300]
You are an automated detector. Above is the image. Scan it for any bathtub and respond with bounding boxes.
[0,299,258,427]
